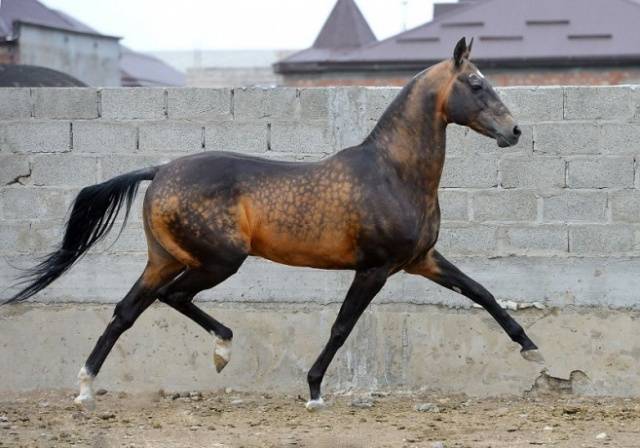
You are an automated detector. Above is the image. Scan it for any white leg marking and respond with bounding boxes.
[74,366,96,410]
[521,349,545,364]
[452,286,462,294]
[305,397,326,412]
[213,335,232,373]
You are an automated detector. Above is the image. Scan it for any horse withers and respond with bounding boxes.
[4,38,540,411]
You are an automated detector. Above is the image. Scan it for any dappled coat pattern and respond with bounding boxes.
[5,38,541,411]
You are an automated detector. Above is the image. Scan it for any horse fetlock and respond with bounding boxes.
[305,397,326,412]
[213,336,232,373]
[74,366,96,410]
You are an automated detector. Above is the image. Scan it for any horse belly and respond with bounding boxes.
[249,224,358,269]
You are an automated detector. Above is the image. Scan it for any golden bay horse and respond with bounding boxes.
[5,38,541,411]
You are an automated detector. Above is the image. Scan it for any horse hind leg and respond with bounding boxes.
[157,259,246,373]
[74,255,183,410]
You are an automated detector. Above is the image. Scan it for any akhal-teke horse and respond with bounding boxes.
[4,38,542,411]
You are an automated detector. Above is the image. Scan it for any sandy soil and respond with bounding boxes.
[0,389,638,448]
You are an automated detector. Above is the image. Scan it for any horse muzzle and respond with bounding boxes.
[496,124,521,148]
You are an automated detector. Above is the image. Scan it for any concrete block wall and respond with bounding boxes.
[1,86,640,309]
[2,85,640,397]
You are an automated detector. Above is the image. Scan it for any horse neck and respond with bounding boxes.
[365,74,448,193]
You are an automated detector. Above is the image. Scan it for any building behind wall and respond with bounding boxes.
[275,0,640,87]
[151,49,296,88]
[0,0,184,87]
[15,22,122,87]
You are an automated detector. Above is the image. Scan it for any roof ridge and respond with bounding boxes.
[312,0,376,49]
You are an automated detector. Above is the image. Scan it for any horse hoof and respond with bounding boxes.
[521,349,545,364]
[74,393,96,411]
[305,398,326,412]
[214,337,232,373]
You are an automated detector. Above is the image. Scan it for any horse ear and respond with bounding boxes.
[453,37,468,67]
[467,37,474,56]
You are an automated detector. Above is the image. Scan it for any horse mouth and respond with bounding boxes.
[496,133,519,148]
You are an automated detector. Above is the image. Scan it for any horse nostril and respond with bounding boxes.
[513,125,522,137]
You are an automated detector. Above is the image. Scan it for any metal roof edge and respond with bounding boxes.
[14,20,121,40]
[276,55,640,75]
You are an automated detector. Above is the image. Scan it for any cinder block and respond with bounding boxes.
[500,157,565,189]
[205,121,267,153]
[569,225,635,254]
[437,223,498,255]
[439,189,468,221]
[0,155,30,185]
[234,87,298,120]
[441,156,498,188]
[299,88,332,120]
[270,121,334,153]
[101,88,165,120]
[0,188,68,220]
[564,86,635,121]
[363,87,401,122]
[102,221,148,254]
[0,221,63,254]
[567,156,634,189]
[167,88,232,120]
[0,88,32,119]
[447,123,532,157]
[472,190,537,222]
[138,121,202,152]
[497,86,564,122]
[0,121,70,153]
[610,190,640,223]
[534,122,640,155]
[330,87,369,148]
[31,155,98,187]
[100,155,172,181]
[542,191,607,223]
[596,123,640,155]
[72,121,137,153]
[33,88,98,119]
[499,225,568,254]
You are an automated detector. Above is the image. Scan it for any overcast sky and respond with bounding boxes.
[39,0,455,51]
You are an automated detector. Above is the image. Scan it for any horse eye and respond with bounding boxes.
[469,75,483,91]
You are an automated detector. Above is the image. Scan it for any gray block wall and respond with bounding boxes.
[2,86,640,309]
[2,85,640,397]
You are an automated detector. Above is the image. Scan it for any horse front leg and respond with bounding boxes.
[306,267,389,411]
[406,249,543,363]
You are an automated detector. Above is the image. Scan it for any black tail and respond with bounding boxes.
[3,167,159,305]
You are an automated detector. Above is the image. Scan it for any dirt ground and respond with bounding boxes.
[0,389,639,448]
